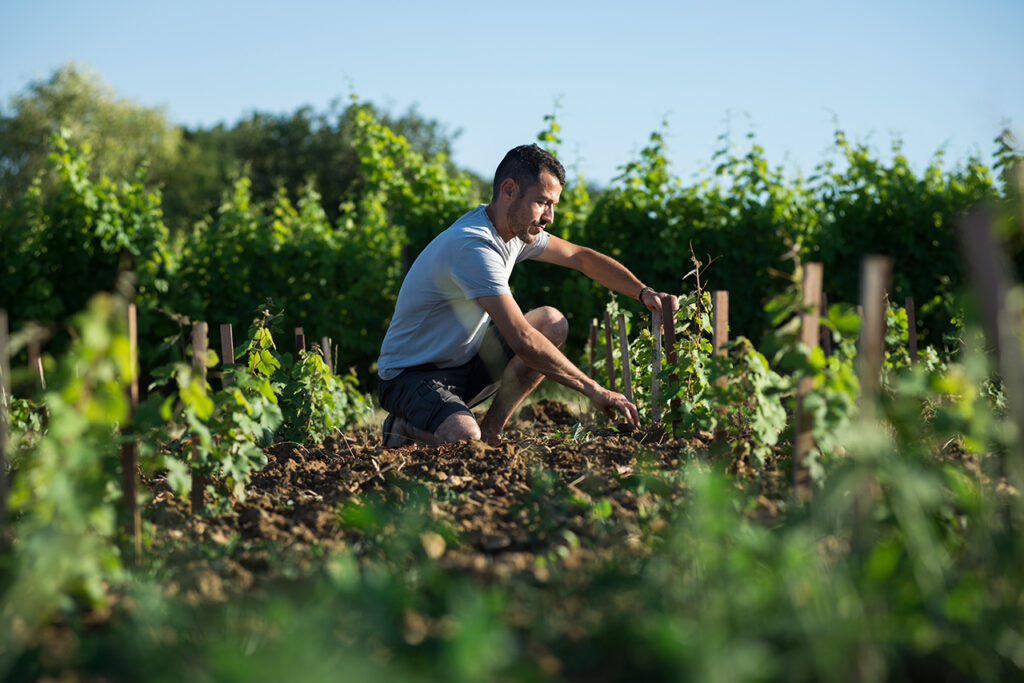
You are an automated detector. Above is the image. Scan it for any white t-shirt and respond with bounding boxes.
[377,205,549,380]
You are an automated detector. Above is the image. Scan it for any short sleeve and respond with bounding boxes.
[450,238,512,298]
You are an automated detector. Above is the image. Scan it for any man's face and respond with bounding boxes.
[505,170,562,244]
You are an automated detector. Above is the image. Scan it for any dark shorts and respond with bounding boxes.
[377,327,515,433]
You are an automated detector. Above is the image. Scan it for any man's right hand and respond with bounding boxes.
[589,387,640,427]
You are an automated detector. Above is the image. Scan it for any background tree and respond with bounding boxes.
[805,132,996,343]
[0,63,478,236]
[161,100,479,234]
[0,63,182,210]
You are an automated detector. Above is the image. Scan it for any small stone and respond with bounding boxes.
[208,528,231,545]
[403,610,429,646]
[420,531,446,559]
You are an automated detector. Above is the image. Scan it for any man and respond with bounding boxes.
[377,143,677,446]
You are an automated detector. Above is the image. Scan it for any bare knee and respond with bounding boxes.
[434,412,481,443]
[525,306,568,347]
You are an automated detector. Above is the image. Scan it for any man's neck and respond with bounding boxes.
[485,203,513,243]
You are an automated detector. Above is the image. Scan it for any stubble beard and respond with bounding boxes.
[507,203,538,244]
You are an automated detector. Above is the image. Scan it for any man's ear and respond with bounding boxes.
[500,177,518,200]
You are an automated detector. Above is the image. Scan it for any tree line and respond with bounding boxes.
[0,64,481,235]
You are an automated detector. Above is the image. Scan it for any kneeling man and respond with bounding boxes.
[377,143,677,446]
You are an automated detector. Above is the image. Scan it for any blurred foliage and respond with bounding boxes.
[806,131,996,343]
[0,130,173,363]
[0,64,181,212]
[1,293,135,671]
[0,63,477,240]
[160,98,475,235]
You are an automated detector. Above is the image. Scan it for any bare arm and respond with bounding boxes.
[533,234,679,314]
[477,293,639,426]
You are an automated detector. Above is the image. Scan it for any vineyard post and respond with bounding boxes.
[957,208,1024,501]
[320,336,333,374]
[858,257,891,412]
[793,263,824,497]
[0,310,8,524]
[603,311,616,392]
[28,340,45,390]
[712,291,729,446]
[120,303,141,559]
[712,291,729,368]
[847,257,892,544]
[220,323,234,389]
[617,313,633,403]
[651,309,662,425]
[588,318,598,378]
[904,296,918,364]
[190,322,208,515]
[295,327,306,354]
[662,298,680,436]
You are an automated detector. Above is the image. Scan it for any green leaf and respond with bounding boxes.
[163,457,191,498]
[180,379,214,421]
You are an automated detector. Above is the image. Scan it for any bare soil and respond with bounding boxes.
[143,399,743,601]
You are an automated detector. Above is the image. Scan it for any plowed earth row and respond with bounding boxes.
[144,399,779,603]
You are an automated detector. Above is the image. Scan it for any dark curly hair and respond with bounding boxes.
[490,144,566,201]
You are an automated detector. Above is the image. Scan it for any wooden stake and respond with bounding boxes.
[588,318,598,378]
[190,322,208,516]
[320,336,333,374]
[120,304,141,559]
[651,309,662,425]
[0,310,8,525]
[220,323,234,389]
[957,208,1024,497]
[858,257,892,412]
[220,324,235,364]
[603,311,616,392]
[904,296,918,364]
[793,263,824,497]
[712,290,729,388]
[617,313,633,403]
[712,291,729,356]
[28,340,45,391]
[295,327,306,354]
[711,291,730,445]
[662,298,680,436]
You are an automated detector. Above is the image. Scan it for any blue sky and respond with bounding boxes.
[1,0,1022,187]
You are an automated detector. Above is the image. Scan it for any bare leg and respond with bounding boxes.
[384,306,567,447]
[479,306,568,442]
